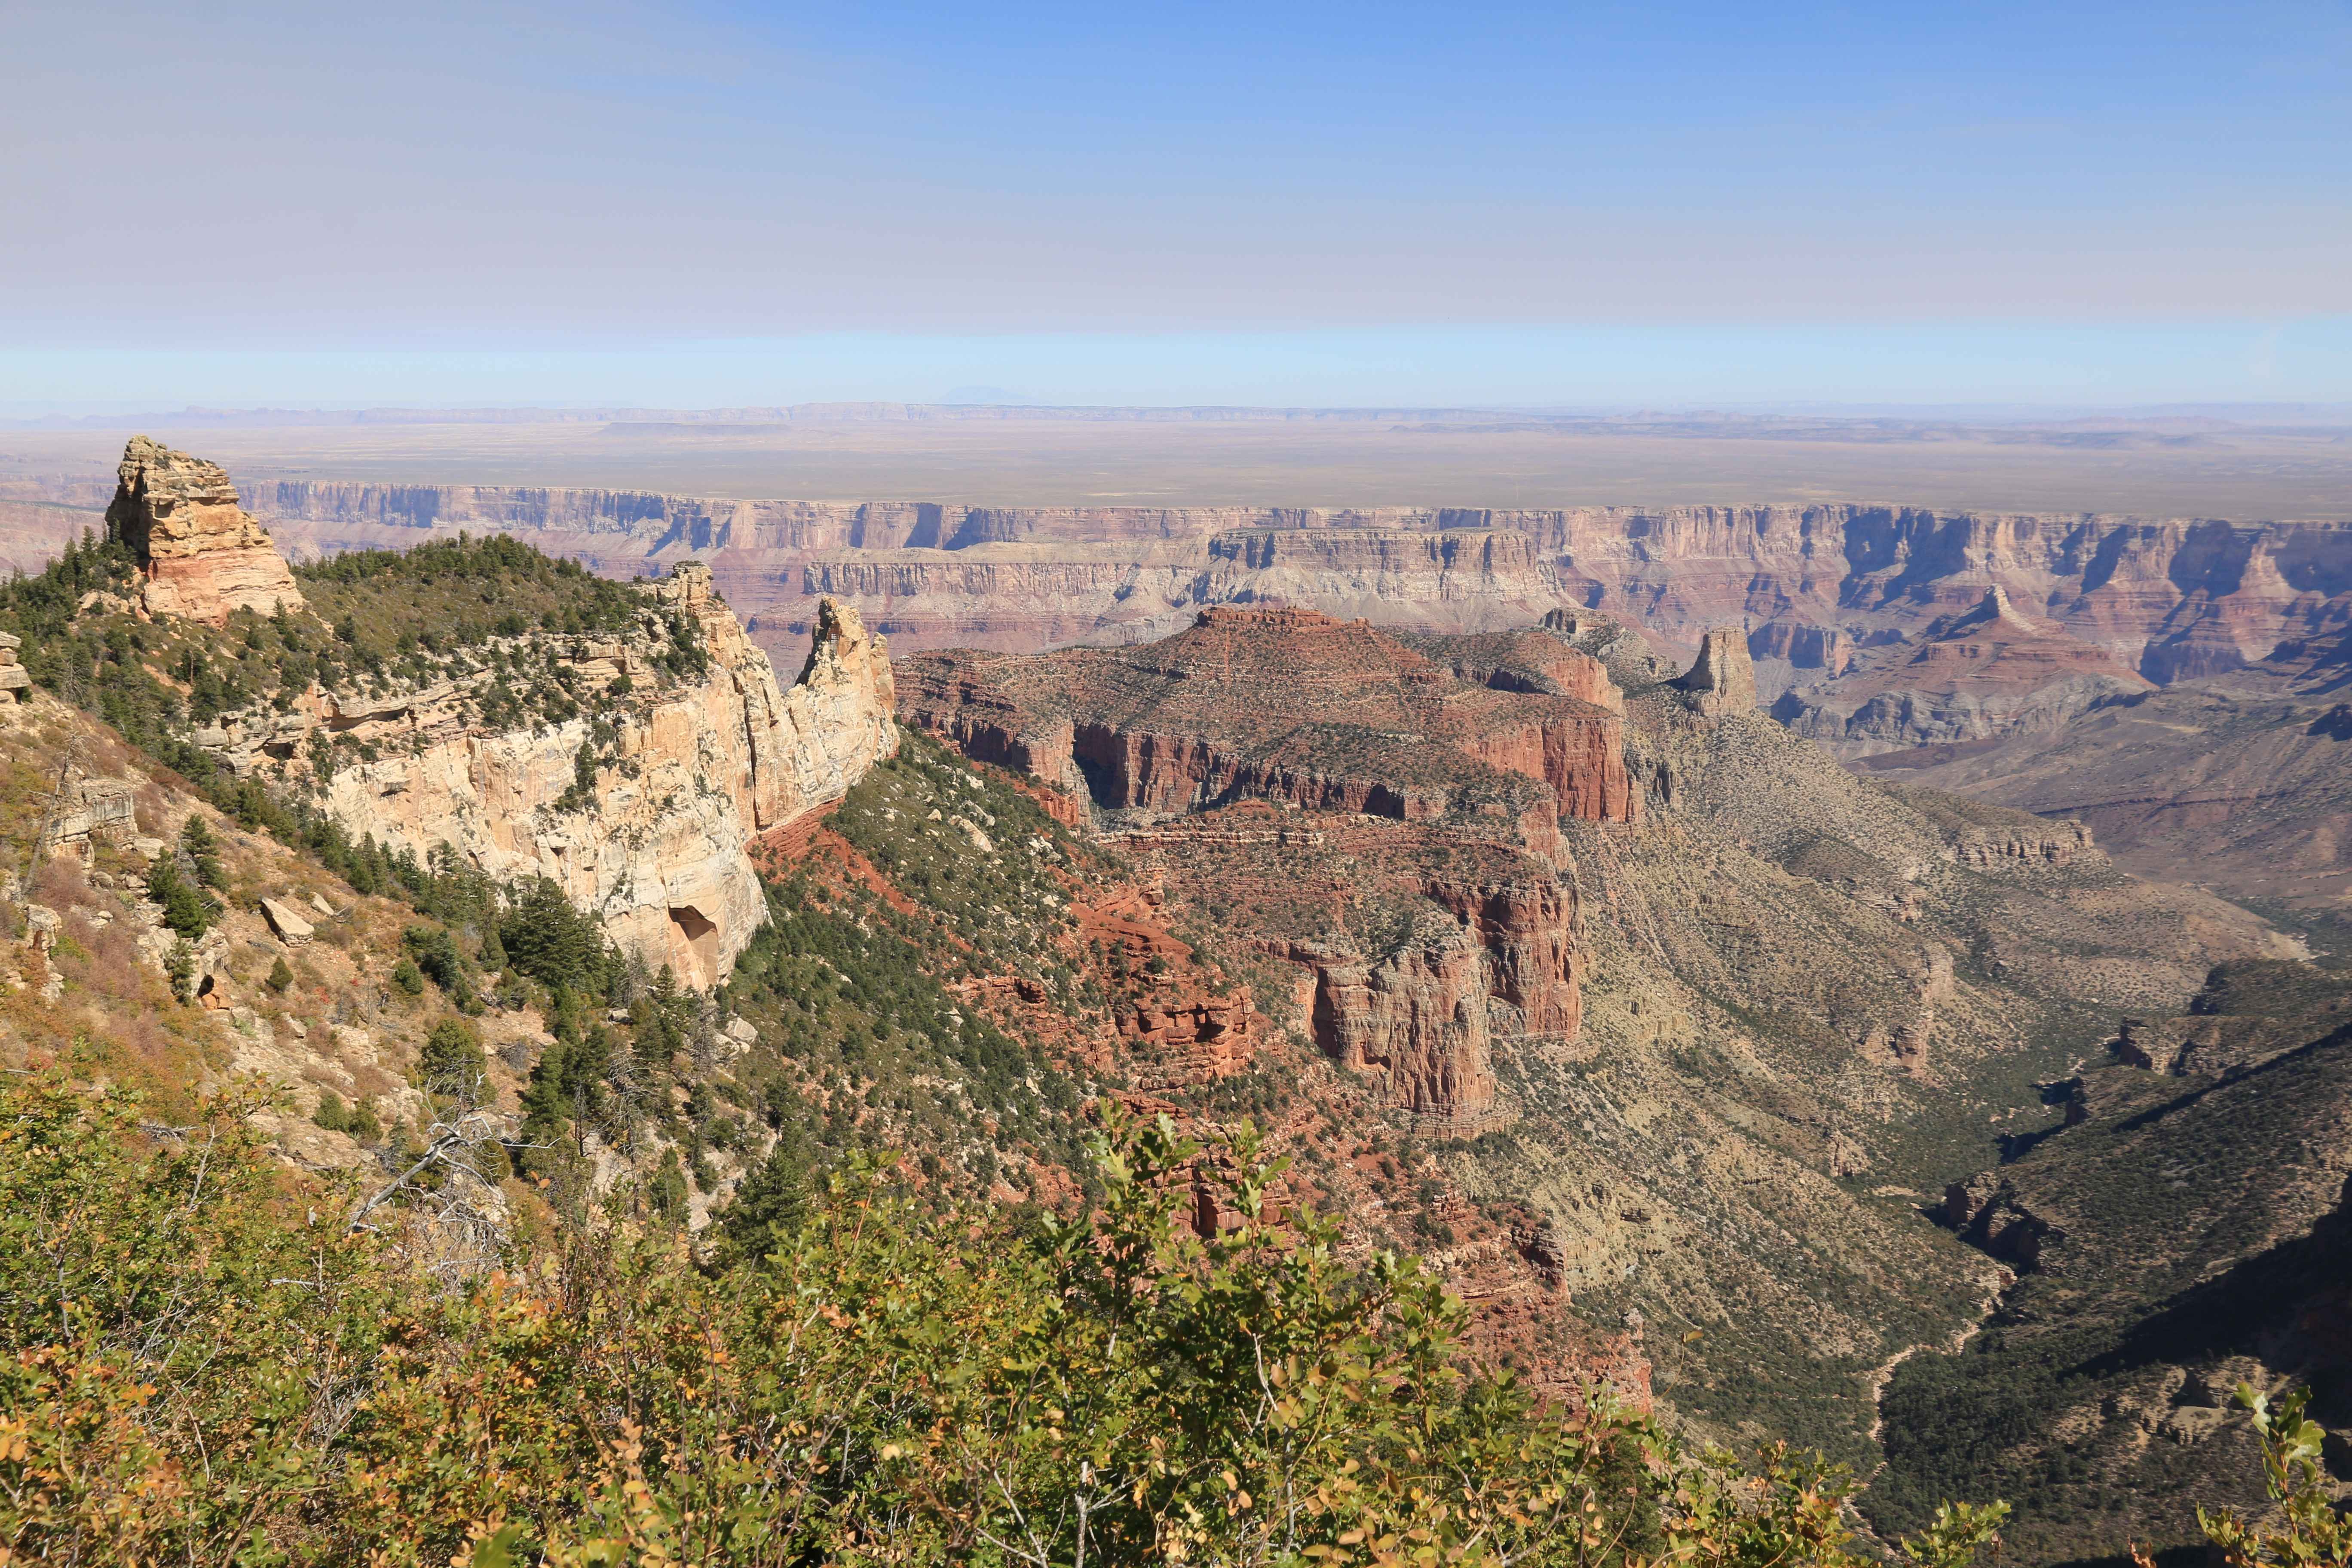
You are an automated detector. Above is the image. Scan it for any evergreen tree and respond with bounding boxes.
[415,1017,487,1100]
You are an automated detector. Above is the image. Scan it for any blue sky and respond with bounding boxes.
[5,1,2349,408]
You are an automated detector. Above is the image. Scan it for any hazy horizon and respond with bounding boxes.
[8,2,2349,409]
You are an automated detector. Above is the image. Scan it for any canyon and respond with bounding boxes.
[1858,618,2352,925]
[898,597,2315,1506]
[153,480,2348,765]
[4,433,2348,1562]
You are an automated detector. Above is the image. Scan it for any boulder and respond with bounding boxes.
[258,897,315,946]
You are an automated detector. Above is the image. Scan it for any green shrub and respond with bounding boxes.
[414,1017,487,1100]
[0,1074,2044,1567]
[389,956,425,997]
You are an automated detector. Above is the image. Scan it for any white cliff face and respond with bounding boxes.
[210,569,895,989]
[656,564,899,837]
[319,701,768,990]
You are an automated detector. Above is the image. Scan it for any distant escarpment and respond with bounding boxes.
[232,483,2352,685]
[205,482,2352,775]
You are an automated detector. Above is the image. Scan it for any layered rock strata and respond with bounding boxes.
[233,485,2352,686]
[901,609,1626,1121]
[1773,588,2152,756]
[0,632,27,703]
[106,437,306,626]
[898,606,1636,830]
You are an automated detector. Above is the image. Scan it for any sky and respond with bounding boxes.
[5,0,2349,410]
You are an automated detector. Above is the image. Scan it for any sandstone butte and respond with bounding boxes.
[115,438,897,988]
[898,606,1652,1124]
[107,435,308,626]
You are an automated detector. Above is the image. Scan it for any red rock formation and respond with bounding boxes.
[903,612,1614,1123]
[1289,922,1498,1124]
[1428,878,1582,1039]
[897,606,1636,828]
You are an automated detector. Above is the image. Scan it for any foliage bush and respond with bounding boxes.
[0,1074,2038,1567]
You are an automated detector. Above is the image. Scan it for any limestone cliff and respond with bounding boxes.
[106,437,306,626]
[202,567,895,988]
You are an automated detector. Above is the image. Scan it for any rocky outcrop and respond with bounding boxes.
[35,766,140,860]
[1428,877,1582,1041]
[0,632,28,704]
[1290,915,1499,1125]
[1947,819,2096,868]
[106,437,305,626]
[1940,1172,2067,1270]
[1674,628,1756,718]
[201,572,895,988]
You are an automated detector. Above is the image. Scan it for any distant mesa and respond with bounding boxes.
[897,603,1638,831]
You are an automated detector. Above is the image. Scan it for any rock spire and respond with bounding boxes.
[1675,627,1757,717]
[105,436,305,626]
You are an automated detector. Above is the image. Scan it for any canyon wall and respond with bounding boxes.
[208,570,895,988]
[235,482,2352,681]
